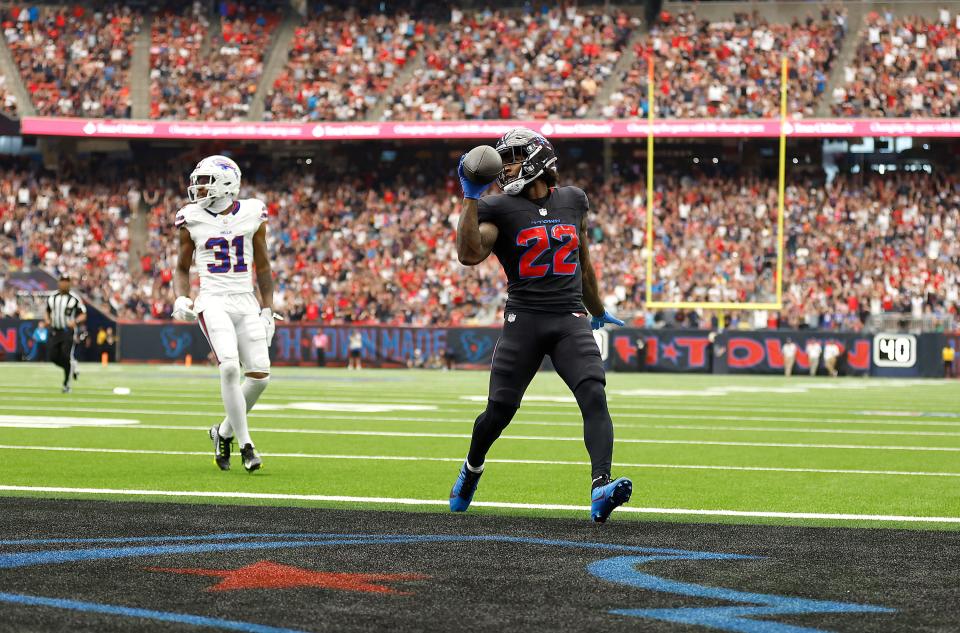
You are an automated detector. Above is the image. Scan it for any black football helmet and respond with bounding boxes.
[495,128,558,196]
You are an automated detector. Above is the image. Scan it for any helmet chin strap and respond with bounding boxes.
[206,196,235,212]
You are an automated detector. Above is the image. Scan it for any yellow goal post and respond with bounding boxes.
[643,57,789,314]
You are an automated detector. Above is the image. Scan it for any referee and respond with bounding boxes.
[46,274,86,393]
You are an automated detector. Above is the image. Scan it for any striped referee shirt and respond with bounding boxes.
[47,291,86,330]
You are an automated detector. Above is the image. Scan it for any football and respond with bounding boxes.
[462,145,503,184]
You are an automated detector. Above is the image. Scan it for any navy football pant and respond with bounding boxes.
[467,311,613,479]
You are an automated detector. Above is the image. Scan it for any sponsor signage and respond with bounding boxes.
[115,322,501,368]
[713,332,871,377]
[20,117,960,141]
[610,330,712,373]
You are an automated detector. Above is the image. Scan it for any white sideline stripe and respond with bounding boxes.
[0,444,958,478]
[0,386,950,416]
[87,424,960,452]
[1,390,958,422]
[4,409,960,448]
[4,404,960,432]
[0,485,957,524]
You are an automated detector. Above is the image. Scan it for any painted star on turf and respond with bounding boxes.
[147,560,427,594]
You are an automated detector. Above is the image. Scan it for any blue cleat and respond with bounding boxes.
[591,476,633,523]
[449,462,482,512]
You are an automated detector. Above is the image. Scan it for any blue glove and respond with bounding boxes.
[591,311,625,330]
[458,155,492,200]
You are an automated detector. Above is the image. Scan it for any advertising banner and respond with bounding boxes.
[609,329,712,373]
[1,319,948,378]
[0,318,43,361]
[21,117,960,141]
[713,331,872,377]
[271,324,499,368]
[116,322,502,368]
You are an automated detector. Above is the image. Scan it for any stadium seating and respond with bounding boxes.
[381,7,636,121]
[0,164,135,317]
[2,4,140,117]
[609,9,845,119]
[150,2,279,120]
[4,4,960,122]
[0,74,17,116]
[3,157,957,331]
[264,9,428,122]
[831,10,960,117]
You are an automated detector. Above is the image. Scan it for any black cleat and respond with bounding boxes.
[209,425,232,471]
[240,444,262,473]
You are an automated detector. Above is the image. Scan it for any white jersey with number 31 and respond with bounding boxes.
[175,199,268,296]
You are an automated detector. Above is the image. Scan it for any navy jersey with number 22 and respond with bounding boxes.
[478,186,589,313]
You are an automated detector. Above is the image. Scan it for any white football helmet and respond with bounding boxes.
[187,155,241,208]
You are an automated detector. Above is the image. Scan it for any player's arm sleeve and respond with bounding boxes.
[174,226,196,298]
[475,198,499,252]
[175,209,187,229]
[252,222,274,311]
[457,197,498,266]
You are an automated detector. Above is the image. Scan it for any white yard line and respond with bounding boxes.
[0,386,954,416]
[14,423,960,452]
[0,444,957,478]
[4,404,960,432]
[7,408,960,439]
[0,484,956,524]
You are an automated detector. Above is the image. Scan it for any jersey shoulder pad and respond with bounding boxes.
[239,198,268,224]
[477,193,513,222]
[174,203,202,229]
[556,185,588,202]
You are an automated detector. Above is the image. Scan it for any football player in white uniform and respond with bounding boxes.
[172,155,277,472]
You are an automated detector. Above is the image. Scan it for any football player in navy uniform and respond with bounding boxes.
[450,128,632,522]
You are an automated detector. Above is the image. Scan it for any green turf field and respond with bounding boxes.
[1,363,959,529]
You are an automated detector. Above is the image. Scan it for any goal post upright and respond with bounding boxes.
[644,53,655,307]
[776,56,787,309]
[642,56,789,321]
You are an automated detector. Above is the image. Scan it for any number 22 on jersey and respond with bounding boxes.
[516,224,579,278]
[205,236,248,274]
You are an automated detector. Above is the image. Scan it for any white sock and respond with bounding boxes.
[218,361,251,447]
[466,460,484,474]
[219,376,269,441]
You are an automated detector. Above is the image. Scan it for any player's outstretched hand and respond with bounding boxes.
[591,311,625,330]
[260,308,277,342]
[458,155,492,200]
[172,296,197,322]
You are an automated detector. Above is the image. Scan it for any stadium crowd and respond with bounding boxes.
[150,1,279,120]
[381,6,636,121]
[2,157,959,332]
[2,4,140,117]
[4,3,960,122]
[264,8,430,122]
[831,9,960,117]
[609,8,846,119]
